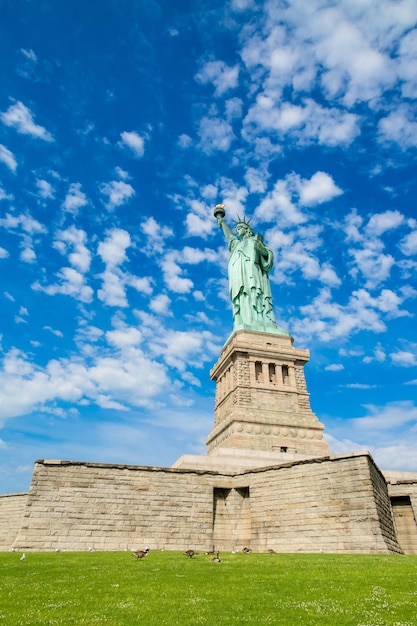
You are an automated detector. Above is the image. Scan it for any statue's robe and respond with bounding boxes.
[228,235,277,331]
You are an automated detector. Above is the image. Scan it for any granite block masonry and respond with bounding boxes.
[1,329,417,553]
[6,453,403,554]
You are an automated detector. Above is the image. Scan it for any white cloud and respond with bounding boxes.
[100,180,135,210]
[20,244,36,263]
[97,228,131,268]
[54,226,91,273]
[298,171,343,207]
[125,275,153,295]
[314,15,395,106]
[36,179,55,199]
[0,247,9,259]
[363,342,386,364]
[149,294,171,315]
[141,217,173,254]
[185,213,215,238]
[32,267,94,303]
[148,328,218,373]
[1,101,53,141]
[106,327,142,348]
[398,27,417,99]
[325,363,344,371]
[345,383,377,389]
[63,183,88,214]
[43,326,63,338]
[225,97,243,121]
[235,0,417,155]
[378,105,417,148]
[21,48,37,61]
[0,212,47,265]
[195,60,240,96]
[120,131,145,157]
[350,400,417,431]
[231,0,255,9]
[161,253,193,294]
[0,186,13,201]
[390,350,417,367]
[243,97,360,147]
[96,229,152,306]
[244,167,269,194]
[0,338,171,422]
[349,246,395,289]
[0,144,17,173]
[20,214,47,234]
[114,166,130,180]
[160,245,220,293]
[198,116,235,153]
[400,228,417,256]
[181,246,218,264]
[345,210,407,289]
[255,177,306,226]
[256,171,342,226]
[291,287,409,343]
[365,210,404,237]
[177,134,192,148]
[97,230,131,307]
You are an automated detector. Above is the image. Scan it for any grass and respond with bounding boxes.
[1,551,417,625]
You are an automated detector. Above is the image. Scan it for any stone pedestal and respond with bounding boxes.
[206,329,330,458]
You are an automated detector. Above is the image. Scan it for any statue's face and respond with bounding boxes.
[236,223,251,238]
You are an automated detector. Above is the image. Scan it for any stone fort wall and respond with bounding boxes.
[0,493,27,551]
[384,475,417,554]
[3,452,404,554]
[236,453,401,554]
[12,461,225,552]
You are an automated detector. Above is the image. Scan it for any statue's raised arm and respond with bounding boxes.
[214,204,287,335]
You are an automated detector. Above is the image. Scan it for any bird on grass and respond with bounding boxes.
[132,548,149,560]
[267,549,276,554]
[19,553,26,561]
[212,551,221,563]
[184,549,198,558]
[242,547,252,553]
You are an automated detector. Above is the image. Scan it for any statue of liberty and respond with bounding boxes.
[214,204,289,335]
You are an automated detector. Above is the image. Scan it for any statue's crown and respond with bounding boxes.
[233,215,253,232]
[234,214,251,225]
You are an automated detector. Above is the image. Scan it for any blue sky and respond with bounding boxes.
[1,0,417,493]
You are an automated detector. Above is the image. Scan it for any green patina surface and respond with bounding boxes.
[215,206,289,336]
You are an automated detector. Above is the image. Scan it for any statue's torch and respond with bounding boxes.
[214,204,226,226]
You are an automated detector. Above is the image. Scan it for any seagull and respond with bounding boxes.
[132,548,149,559]
[20,553,26,561]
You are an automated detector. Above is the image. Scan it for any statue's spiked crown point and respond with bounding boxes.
[233,215,253,233]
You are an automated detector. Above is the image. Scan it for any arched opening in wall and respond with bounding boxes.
[255,361,263,382]
[212,487,252,552]
[390,495,417,554]
[235,487,251,550]
[212,488,232,551]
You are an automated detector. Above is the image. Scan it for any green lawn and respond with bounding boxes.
[1,551,416,625]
